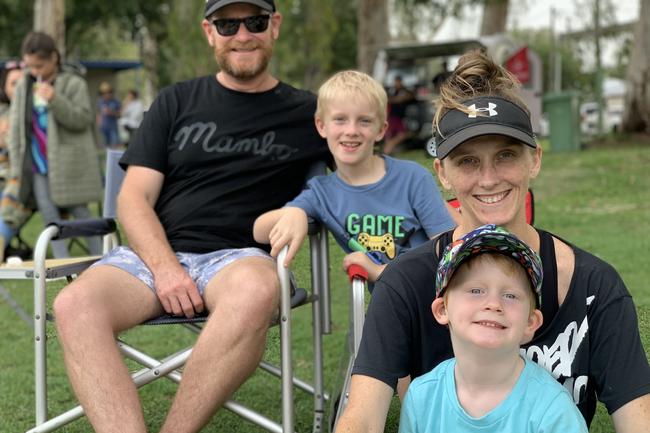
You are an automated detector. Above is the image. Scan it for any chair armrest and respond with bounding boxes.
[49,218,117,240]
[307,217,322,236]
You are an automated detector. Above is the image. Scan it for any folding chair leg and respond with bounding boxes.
[330,267,368,432]
[26,344,193,433]
[277,247,294,433]
[309,229,330,433]
[34,225,59,426]
[311,292,325,432]
[259,361,326,396]
[121,341,289,433]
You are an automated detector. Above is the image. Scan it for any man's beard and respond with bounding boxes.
[215,41,274,80]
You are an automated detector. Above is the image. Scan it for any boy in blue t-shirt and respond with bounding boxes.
[254,70,456,282]
[399,225,587,433]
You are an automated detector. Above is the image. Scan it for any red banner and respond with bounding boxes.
[506,46,530,85]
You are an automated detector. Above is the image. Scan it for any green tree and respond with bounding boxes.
[273,0,338,90]
[155,1,212,86]
[0,0,35,57]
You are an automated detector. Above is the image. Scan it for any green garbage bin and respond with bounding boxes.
[543,92,581,152]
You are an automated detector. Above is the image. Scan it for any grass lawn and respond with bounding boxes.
[1,139,649,432]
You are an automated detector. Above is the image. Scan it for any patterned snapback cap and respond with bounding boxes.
[435,224,543,307]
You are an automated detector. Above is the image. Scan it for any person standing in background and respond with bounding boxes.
[96,81,121,148]
[8,31,103,258]
[118,88,144,146]
[0,60,28,261]
[383,75,415,155]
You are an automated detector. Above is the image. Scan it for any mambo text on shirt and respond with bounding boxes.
[174,121,298,161]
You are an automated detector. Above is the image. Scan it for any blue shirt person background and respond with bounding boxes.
[96,81,121,147]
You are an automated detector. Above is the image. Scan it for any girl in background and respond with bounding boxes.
[8,32,103,258]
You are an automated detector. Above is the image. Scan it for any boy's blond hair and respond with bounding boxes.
[316,70,388,125]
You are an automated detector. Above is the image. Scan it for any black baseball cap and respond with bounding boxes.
[427,96,536,159]
[205,0,275,17]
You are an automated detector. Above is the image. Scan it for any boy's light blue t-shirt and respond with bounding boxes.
[399,357,588,433]
[286,155,454,263]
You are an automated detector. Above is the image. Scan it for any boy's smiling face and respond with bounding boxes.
[315,95,387,168]
[432,254,542,355]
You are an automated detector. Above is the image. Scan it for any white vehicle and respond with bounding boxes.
[580,102,623,135]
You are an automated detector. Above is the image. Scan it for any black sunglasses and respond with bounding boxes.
[212,14,271,37]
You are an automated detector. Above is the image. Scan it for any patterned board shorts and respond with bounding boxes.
[91,246,273,296]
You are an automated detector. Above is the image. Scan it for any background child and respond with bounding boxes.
[399,224,587,433]
[254,70,456,282]
[9,32,103,258]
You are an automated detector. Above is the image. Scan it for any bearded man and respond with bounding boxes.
[52,1,329,432]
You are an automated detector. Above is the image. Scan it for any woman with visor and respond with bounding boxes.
[335,49,650,433]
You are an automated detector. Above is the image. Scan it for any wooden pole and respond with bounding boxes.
[33,0,66,59]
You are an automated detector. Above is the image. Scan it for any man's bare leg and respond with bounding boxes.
[160,257,279,433]
[53,266,164,433]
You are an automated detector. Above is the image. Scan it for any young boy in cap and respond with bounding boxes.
[399,225,587,433]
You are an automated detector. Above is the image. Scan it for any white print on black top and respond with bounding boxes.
[521,295,595,404]
[174,121,298,160]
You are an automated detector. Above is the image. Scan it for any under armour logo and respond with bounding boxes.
[467,102,498,118]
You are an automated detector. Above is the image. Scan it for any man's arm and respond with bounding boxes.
[253,207,308,267]
[611,394,650,433]
[335,375,394,433]
[117,165,204,317]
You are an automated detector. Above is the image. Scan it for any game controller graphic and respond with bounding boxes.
[357,232,396,259]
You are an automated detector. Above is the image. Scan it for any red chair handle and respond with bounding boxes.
[347,264,368,282]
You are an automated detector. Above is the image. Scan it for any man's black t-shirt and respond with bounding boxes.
[121,76,329,253]
[353,228,650,426]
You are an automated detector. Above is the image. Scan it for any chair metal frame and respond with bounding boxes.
[0,149,334,433]
[330,264,367,432]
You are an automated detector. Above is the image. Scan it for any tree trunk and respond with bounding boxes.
[33,0,66,59]
[139,26,158,105]
[357,0,388,73]
[622,0,650,133]
[480,0,509,36]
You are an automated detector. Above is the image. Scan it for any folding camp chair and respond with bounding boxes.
[0,149,333,433]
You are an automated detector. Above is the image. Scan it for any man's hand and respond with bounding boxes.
[153,265,204,318]
[342,252,386,282]
[268,207,308,267]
